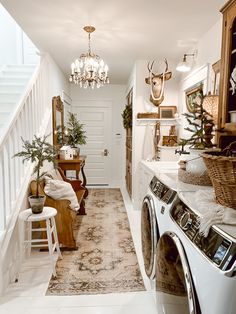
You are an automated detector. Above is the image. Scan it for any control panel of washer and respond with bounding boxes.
[170,198,236,271]
[149,176,176,204]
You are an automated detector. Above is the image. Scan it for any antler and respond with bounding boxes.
[147,60,155,76]
[164,58,168,73]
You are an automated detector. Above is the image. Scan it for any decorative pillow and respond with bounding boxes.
[44,179,80,211]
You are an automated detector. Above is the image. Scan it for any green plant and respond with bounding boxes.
[122,105,132,129]
[65,112,87,147]
[179,90,215,150]
[14,135,57,197]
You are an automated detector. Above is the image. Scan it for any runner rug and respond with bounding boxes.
[46,188,145,295]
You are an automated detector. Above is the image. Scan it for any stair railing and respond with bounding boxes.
[0,56,51,238]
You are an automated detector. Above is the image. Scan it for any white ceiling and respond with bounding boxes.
[1,0,226,84]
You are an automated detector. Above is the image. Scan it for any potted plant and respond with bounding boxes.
[14,135,57,214]
[178,90,215,176]
[64,112,87,157]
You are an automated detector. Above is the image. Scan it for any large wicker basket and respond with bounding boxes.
[202,150,236,209]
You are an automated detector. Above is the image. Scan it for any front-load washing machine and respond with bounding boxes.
[155,190,236,314]
[141,170,210,283]
[141,174,178,283]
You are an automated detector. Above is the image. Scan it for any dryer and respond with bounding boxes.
[141,170,209,282]
[155,190,236,314]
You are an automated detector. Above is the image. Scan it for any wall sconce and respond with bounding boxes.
[176,52,196,72]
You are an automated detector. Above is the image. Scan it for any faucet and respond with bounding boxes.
[166,136,190,155]
[175,144,190,155]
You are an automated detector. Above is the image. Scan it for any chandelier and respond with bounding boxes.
[69,26,109,89]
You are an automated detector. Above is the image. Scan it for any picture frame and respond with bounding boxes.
[159,106,177,119]
[185,83,203,113]
[162,135,178,147]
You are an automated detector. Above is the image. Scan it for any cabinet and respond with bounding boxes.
[218,0,236,147]
[125,89,133,197]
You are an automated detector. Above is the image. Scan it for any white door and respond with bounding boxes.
[73,102,112,186]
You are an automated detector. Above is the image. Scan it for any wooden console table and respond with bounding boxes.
[58,155,88,198]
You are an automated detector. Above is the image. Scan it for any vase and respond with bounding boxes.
[185,148,207,175]
[28,195,46,214]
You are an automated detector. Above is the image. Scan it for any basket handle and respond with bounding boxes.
[222,141,236,157]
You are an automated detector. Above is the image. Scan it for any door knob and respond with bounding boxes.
[104,149,109,156]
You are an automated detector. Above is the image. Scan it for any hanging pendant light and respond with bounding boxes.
[69,26,109,89]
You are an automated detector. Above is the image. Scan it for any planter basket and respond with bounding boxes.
[202,149,236,209]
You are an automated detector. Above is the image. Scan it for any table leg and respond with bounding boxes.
[80,162,88,198]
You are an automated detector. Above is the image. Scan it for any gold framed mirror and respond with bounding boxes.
[52,95,64,148]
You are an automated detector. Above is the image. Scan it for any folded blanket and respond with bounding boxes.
[194,190,236,237]
[44,178,80,211]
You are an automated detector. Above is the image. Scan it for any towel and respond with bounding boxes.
[194,190,236,237]
[142,124,155,161]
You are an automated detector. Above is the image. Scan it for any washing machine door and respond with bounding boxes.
[156,232,201,314]
[141,195,160,279]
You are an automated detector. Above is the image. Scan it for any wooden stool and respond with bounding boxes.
[18,206,62,277]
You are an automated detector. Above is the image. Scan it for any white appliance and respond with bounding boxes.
[141,174,177,280]
[141,169,177,288]
[155,188,236,314]
[141,169,209,282]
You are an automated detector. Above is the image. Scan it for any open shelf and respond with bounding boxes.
[136,118,181,126]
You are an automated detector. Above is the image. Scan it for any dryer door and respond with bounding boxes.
[141,195,160,279]
[156,232,201,314]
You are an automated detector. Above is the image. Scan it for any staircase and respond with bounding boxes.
[0,56,53,296]
[0,64,36,132]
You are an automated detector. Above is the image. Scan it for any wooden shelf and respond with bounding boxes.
[136,118,181,126]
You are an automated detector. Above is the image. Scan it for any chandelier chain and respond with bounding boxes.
[88,33,91,55]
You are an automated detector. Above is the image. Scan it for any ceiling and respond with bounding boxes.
[1,0,226,84]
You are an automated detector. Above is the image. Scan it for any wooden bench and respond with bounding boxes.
[30,170,86,250]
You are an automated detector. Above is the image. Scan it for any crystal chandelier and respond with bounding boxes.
[69,26,109,89]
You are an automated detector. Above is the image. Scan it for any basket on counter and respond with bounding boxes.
[201,143,236,209]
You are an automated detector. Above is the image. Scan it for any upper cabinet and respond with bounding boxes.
[218,0,236,145]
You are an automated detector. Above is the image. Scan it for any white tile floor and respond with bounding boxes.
[0,187,157,314]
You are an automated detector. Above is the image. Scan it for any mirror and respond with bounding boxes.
[52,95,64,148]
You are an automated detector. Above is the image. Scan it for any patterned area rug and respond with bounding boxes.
[46,188,145,295]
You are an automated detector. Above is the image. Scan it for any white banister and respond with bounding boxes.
[0,56,51,236]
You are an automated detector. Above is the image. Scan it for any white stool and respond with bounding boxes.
[19,206,62,277]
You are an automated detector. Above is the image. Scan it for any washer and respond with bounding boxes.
[141,169,208,283]
[155,189,236,314]
[141,174,177,281]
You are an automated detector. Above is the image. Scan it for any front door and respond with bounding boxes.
[72,102,112,186]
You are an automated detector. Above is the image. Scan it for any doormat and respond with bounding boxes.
[46,189,145,295]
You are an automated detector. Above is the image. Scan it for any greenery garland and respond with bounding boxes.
[122,105,132,129]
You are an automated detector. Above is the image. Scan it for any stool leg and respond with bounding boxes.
[27,221,32,258]
[16,219,24,282]
[46,218,56,277]
[51,216,62,260]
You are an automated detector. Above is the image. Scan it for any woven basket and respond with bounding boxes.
[202,149,236,209]
[178,168,212,186]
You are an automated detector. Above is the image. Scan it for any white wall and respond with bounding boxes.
[0,4,18,65]
[70,84,126,187]
[130,60,179,207]
[178,18,222,139]
[0,4,39,66]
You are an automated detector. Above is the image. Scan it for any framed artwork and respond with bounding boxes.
[159,106,177,119]
[185,83,203,113]
[162,135,178,146]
